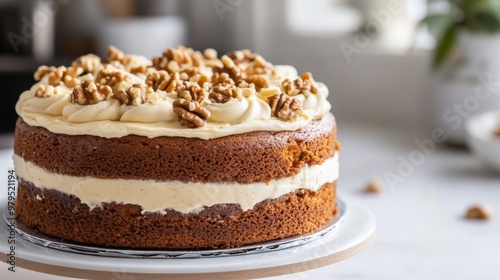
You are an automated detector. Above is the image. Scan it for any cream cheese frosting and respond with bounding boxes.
[16,46,332,140]
[13,153,339,214]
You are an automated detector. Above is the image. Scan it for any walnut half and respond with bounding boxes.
[71,81,113,105]
[34,65,82,87]
[267,93,302,121]
[113,84,153,106]
[145,70,180,92]
[465,204,493,220]
[282,72,318,97]
[173,99,210,128]
[208,83,238,103]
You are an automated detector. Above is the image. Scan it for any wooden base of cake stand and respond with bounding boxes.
[0,194,376,280]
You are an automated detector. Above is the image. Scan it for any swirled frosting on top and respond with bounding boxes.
[16,46,331,139]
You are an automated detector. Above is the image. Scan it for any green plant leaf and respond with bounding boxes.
[433,25,457,68]
[420,14,454,38]
[461,0,500,32]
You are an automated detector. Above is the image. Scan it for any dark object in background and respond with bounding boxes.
[0,72,34,133]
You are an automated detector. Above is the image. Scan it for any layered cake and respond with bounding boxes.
[14,46,340,249]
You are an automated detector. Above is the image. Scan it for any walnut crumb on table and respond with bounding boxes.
[465,204,493,220]
[493,125,500,137]
[363,179,384,193]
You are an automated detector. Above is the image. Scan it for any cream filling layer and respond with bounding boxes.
[13,153,339,214]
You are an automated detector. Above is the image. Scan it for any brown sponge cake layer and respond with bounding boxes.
[14,113,336,184]
[17,180,337,249]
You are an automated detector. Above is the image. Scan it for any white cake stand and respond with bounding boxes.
[0,194,374,279]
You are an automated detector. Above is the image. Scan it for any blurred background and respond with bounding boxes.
[0,0,431,134]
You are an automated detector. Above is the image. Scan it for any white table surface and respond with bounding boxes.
[1,122,499,280]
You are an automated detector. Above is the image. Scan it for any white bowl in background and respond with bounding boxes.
[466,111,500,172]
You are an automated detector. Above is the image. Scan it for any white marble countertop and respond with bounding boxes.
[1,122,499,280]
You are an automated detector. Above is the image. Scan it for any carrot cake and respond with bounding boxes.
[13,46,339,249]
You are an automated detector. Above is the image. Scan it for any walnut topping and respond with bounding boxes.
[465,204,493,220]
[113,84,153,105]
[107,45,125,62]
[71,54,101,73]
[203,48,223,68]
[34,65,56,81]
[245,55,274,76]
[245,75,269,92]
[62,67,84,88]
[145,70,181,92]
[227,50,274,75]
[107,46,151,74]
[95,69,131,91]
[281,72,318,97]
[34,66,83,87]
[204,48,218,60]
[173,99,210,128]
[215,55,245,83]
[175,82,207,103]
[267,93,302,121]
[71,80,113,105]
[190,73,209,87]
[209,83,238,103]
[130,65,149,75]
[34,85,61,98]
[227,49,256,63]
[152,46,204,77]
[212,72,235,85]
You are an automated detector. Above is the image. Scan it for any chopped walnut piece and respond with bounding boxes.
[203,48,223,68]
[267,93,302,121]
[173,99,210,128]
[130,65,149,75]
[227,49,256,63]
[209,84,238,103]
[282,72,318,97]
[335,140,342,151]
[62,67,84,88]
[34,85,47,97]
[245,75,269,91]
[213,55,245,83]
[493,125,500,137]
[246,55,274,76]
[212,72,235,85]
[152,46,204,77]
[107,46,151,74]
[145,70,181,92]
[106,60,125,70]
[71,80,113,105]
[175,82,207,103]
[34,66,83,87]
[71,54,101,73]
[465,204,493,220]
[204,48,218,60]
[107,45,125,62]
[190,74,209,87]
[227,50,274,75]
[95,69,131,90]
[34,85,61,98]
[259,87,280,101]
[34,65,56,81]
[113,84,153,105]
[363,179,383,193]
